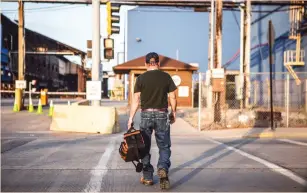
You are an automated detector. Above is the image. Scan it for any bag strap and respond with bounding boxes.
[127,122,136,133]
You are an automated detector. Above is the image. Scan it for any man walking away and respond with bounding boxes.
[127,52,177,190]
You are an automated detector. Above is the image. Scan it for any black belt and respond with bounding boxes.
[141,108,168,112]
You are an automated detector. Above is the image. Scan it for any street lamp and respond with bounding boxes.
[136,37,142,42]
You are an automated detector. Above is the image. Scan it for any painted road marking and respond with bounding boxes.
[84,137,116,193]
[206,138,307,186]
[278,139,307,147]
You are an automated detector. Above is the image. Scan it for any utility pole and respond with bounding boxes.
[206,0,214,112]
[244,0,251,108]
[91,0,101,106]
[18,0,25,81]
[16,0,25,110]
[213,0,223,123]
[216,0,222,68]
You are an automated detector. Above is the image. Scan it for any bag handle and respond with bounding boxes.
[127,122,136,133]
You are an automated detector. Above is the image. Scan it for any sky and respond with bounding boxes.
[1,2,241,73]
[1,2,135,71]
[126,7,241,72]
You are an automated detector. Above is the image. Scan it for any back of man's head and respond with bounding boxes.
[145,52,159,66]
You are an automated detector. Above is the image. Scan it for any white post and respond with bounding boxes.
[286,73,290,127]
[198,72,202,132]
[91,0,101,106]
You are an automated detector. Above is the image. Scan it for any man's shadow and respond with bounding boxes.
[152,128,267,190]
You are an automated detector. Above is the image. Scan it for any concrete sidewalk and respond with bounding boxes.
[201,127,307,139]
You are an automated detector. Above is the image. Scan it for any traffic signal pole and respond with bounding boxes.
[92,0,101,106]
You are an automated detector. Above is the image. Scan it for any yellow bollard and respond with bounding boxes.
[28,97,34,113]
[37,99,43,114]
[48,100,54,116]
[13,97,19,112]
[13,89,23,112]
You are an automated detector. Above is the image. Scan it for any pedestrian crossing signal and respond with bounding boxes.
[104,38,114,59]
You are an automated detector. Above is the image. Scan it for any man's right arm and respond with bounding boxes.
[168,91,177,124]
[169,91,177,112]
[167,74,177,124]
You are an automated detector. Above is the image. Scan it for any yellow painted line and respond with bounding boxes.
[244,132,307,139]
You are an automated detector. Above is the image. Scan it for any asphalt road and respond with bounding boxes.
[1,103,307,192]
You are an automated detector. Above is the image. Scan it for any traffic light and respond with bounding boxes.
[104,38,114,59]
[106,1,120,36]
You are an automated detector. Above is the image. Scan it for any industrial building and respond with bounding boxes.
[1,14,88,94]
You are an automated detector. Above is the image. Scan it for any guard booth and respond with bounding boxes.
[112,54,198,107]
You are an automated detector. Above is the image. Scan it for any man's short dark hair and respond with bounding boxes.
[145,52,159,64]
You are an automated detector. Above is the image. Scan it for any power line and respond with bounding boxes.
[2,4,71,12]
[2,4,87,13]
[2,4,304,13]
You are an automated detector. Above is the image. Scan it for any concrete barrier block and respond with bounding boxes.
[50,105,120,134]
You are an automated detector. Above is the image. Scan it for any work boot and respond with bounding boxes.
[157,168,170,190]
[140,177,153,186]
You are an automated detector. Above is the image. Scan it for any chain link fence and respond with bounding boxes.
[190,71,307,130]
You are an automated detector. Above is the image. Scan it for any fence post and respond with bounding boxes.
[198,72,202,132]
[286,73,290,128]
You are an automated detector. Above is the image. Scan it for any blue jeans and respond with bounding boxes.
[139,111,171,181]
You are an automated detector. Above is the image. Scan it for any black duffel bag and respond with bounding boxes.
[119,123,146,173]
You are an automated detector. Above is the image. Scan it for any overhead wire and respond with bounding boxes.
[1,4,87,13]
[1,4,304,13]
[2,4,71,12]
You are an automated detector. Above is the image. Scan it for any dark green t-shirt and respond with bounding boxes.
[134,70,177,109]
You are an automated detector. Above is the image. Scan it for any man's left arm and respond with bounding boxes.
[128,92,140,129]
